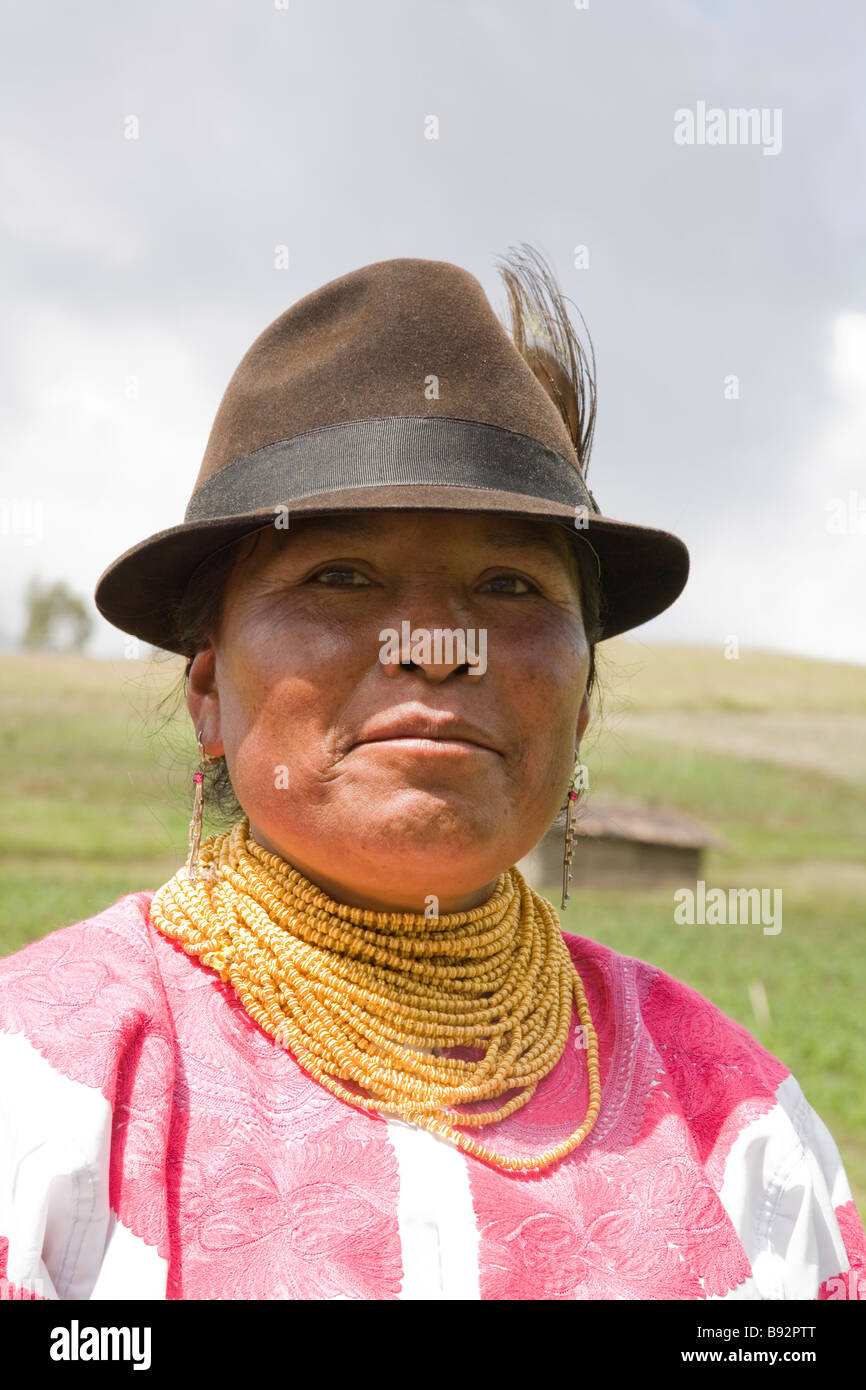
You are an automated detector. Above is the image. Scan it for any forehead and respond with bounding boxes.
[244,510,576,564]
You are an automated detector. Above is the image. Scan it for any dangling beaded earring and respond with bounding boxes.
[561,745,583,909]
[187,730,216,882]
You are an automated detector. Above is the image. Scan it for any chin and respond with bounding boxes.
[248,785,539,879]
[357,795,505,848]
[347,818,524,889]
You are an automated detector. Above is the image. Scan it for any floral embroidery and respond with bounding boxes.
[817,1201,866,1300]
[0,893,861,1300]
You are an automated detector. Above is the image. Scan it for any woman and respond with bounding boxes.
[1,248,863,1301]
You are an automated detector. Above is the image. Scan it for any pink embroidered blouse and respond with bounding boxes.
[1,891,863,1300]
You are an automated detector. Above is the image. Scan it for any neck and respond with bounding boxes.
[246,818,501,915]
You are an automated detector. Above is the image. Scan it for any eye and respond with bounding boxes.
[479,571,538,595]
[307,565,371,587]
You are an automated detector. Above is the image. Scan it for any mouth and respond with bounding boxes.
[350,712,502,757]
[354,735,497,758]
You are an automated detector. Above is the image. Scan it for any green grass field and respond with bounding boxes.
[1,643,864,1215]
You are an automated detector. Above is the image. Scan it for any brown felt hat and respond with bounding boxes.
[94,255,689,653]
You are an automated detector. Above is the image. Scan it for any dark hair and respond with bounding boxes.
[167,530,267,825]
[164,243,605,823]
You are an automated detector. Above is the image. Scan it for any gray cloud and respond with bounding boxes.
[1,0,863,661]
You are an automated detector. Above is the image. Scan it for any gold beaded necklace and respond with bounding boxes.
[149,817,601,1173]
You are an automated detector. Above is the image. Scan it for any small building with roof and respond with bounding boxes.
[518,798,725,893]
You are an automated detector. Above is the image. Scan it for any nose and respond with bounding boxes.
[379,612,485,683]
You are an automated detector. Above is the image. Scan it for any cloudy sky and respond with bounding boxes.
[1,0,864,663]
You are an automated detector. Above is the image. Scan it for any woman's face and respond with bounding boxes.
[187,510,591,913]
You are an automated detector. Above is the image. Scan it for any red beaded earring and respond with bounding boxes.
[561,745,583,909]
[187,730,217,882]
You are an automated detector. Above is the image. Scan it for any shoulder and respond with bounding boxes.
[0,892,178,1299]
[0,891,171,1096]
[562,931,788,1182]
[562,930,790,1099]
[0,889,159,975]
[562,931,866,1298]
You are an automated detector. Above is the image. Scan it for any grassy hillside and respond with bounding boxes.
[1,643,864,1213]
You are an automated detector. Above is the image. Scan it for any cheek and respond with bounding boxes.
[230,593,372,674]
[217,600,361,718]
[213,617,363,794]
[506,619,588,774]
[507,611,587,706]
[218,667,331,768]
[218,678,324,823]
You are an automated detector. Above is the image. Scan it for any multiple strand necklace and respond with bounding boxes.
[149,817,601,1173]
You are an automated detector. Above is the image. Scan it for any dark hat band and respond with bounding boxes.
[184,415,598,523]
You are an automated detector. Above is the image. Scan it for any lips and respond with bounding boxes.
[352,710,500,754]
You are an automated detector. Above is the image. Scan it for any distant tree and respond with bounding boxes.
[20,578,93,653]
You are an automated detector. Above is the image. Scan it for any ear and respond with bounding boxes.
[186,646,225,757]
[575,687,590,749]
